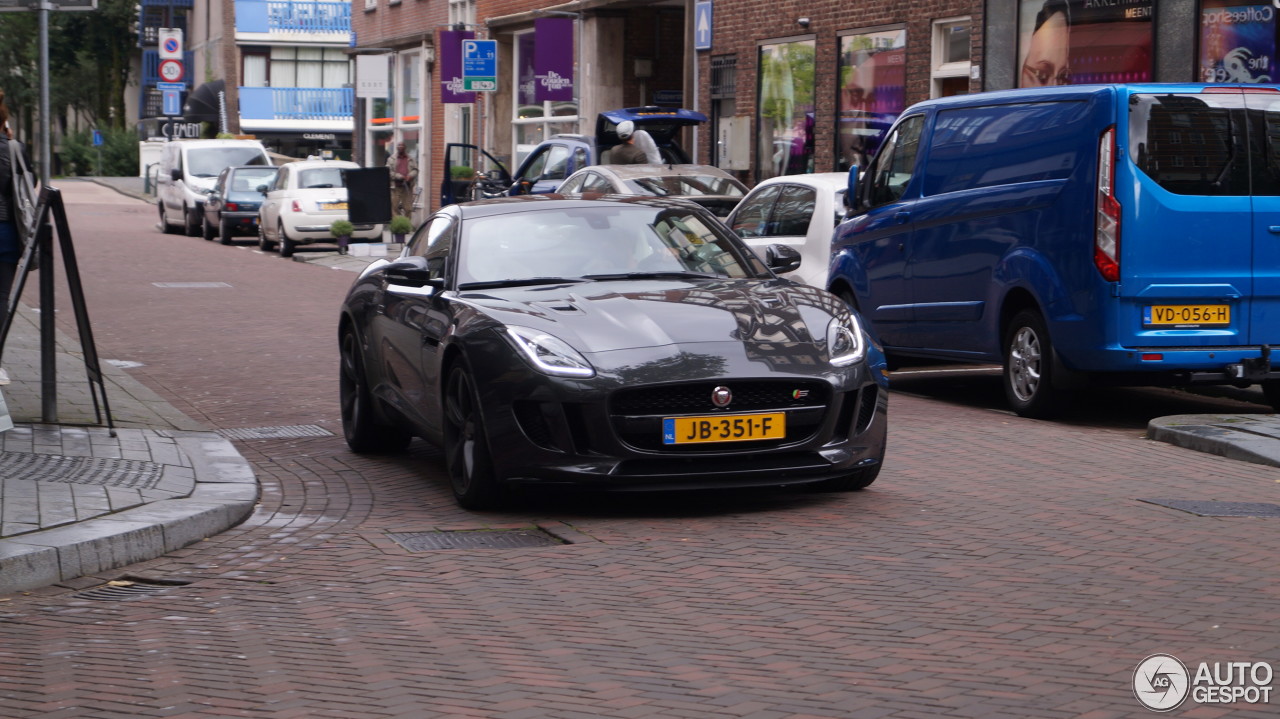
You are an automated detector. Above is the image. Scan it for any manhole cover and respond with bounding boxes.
[1139,499,1280,517]
[387,529,566,551]
[152,282,233,288]
[0,453,164,488]
[218,425,334,440]
[73,578,191,602]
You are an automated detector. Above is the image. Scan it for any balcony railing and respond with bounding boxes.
[236,0,351,35]
[239,87,353,121]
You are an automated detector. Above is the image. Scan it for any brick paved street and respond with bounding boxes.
[1,181,1278,718]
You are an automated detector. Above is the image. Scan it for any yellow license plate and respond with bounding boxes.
[320,202,348,210]
[1144,304,1230,327]
[663,412,786,445]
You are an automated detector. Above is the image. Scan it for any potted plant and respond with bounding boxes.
[389,215,413,244]
[330,219,354,255]
[450,165,476,202]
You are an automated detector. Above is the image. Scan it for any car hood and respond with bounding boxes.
[458,278,846,355]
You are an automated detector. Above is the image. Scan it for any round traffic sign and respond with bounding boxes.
[158,59,184,83]
[162,37,180,54]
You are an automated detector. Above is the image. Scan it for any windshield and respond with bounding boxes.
[624,174,746,198]
[187,147,268,178]
[459,205,766,286]
[298,167,348,189]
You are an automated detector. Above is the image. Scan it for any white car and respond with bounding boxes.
[556,163,747,217]
[725,173,849,289]
[258,159,383,257]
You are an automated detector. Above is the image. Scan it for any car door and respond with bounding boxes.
[513,143,573,195]
[832,113,925,348]
[728,184,782,245]
[442,143,510,205]
[374,214,456,435]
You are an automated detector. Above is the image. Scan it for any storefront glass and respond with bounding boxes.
[1200,2,1277,83]
[837,28,906,171]
[757,39,816,180]
[1017,0,1153,87]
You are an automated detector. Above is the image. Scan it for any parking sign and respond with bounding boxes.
[462,39,497,92]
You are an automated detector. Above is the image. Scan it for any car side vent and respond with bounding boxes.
[856,385,879,434]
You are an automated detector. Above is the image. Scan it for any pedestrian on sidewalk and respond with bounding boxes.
[386,142,417,219]
[0,91,35,387]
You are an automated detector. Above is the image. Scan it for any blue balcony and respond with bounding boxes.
[236,0,351,35]
[239,87,353,121]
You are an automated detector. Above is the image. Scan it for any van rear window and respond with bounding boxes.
[923,101,1092,196]
[1128,94,1248,196]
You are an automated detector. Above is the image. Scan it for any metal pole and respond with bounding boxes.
[38,1,56,422]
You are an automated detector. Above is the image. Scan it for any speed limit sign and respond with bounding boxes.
[158,59,184,83]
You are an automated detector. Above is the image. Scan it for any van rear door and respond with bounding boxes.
[1242,90,1280,346]
[1122,90,1253,347]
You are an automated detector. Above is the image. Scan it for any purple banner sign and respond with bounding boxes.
[440,30,477,104]
[534,18,574,102]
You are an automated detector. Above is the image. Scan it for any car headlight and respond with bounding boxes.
[827,313,867,366]
[504,326,595,378]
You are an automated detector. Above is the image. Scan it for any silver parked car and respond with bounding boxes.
[556,163,748,217]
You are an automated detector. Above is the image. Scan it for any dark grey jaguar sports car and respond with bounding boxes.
[338,195,888,509]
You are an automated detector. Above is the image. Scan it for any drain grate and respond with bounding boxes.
[152,282,233,289]
[218,425,334,440]
[0,453,164,488]
[73,578,192,602]
[1139,499,1280,517]
[387,529,566,551]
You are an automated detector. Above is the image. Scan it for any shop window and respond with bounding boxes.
[837,26,906,171]
[512,28,578,166]
[931,18,971,98]
[757,38,815,181]
[1016,0,1153,87]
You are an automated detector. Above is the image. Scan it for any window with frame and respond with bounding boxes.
[931,18,971,98]
[867,115,924,207]
[837,27,906,171]
[268,47,350,88]
[757,38,816,181]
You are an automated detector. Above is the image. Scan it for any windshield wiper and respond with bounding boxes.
[582,271,719,281]
[458,277,590,290]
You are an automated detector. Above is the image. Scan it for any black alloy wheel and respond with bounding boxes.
[443,364,502,509]
[339,328,411,453]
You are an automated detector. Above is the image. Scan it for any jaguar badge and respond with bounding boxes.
[711,386,732,407]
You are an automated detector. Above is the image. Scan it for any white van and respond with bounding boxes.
[157,139,271,236]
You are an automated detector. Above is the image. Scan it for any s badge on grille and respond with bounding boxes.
[711,386,732,407]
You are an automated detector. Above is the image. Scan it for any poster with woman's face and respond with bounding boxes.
[1017,0,1154,88]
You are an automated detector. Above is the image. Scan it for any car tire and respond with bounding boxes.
[339,328,411,454]
[278,222,296,258]
[159,203,178,235]
[810,461,882,492]
[218,220,233,245]
[183,205,200,237]
[443,364,503,510]
[258,222,273,252]
[201,214,216,241]
[1003,309,1065,418]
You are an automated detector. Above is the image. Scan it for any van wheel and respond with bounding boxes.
[1003,309,1064,419]
[183,206,200,237]
[159,203,178,234]
[278,223,296,258]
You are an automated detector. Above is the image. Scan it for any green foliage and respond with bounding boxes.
[59,127,138,177]
[388,215,413,234]
[451,165,476,180]
[330,219,355,238]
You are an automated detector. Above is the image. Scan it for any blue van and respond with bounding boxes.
[829,83,1280,417]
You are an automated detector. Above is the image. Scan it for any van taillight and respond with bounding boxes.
[1094,126,1121,282]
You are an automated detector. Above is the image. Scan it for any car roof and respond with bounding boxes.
[752,172,849,192]
[583,164,738,181]
[286,159,359,170]
[449,193,712,219]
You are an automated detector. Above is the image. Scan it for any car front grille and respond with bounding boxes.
[609,380,831,453]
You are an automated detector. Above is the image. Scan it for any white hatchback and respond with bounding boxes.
[725,173,849,290]
[258,159,383,257]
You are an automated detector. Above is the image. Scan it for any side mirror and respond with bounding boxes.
[764,244,802,274]
[384,256,444,289]
[843,164,860,216]
[170,168,182,181]
[256,185,269,194]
